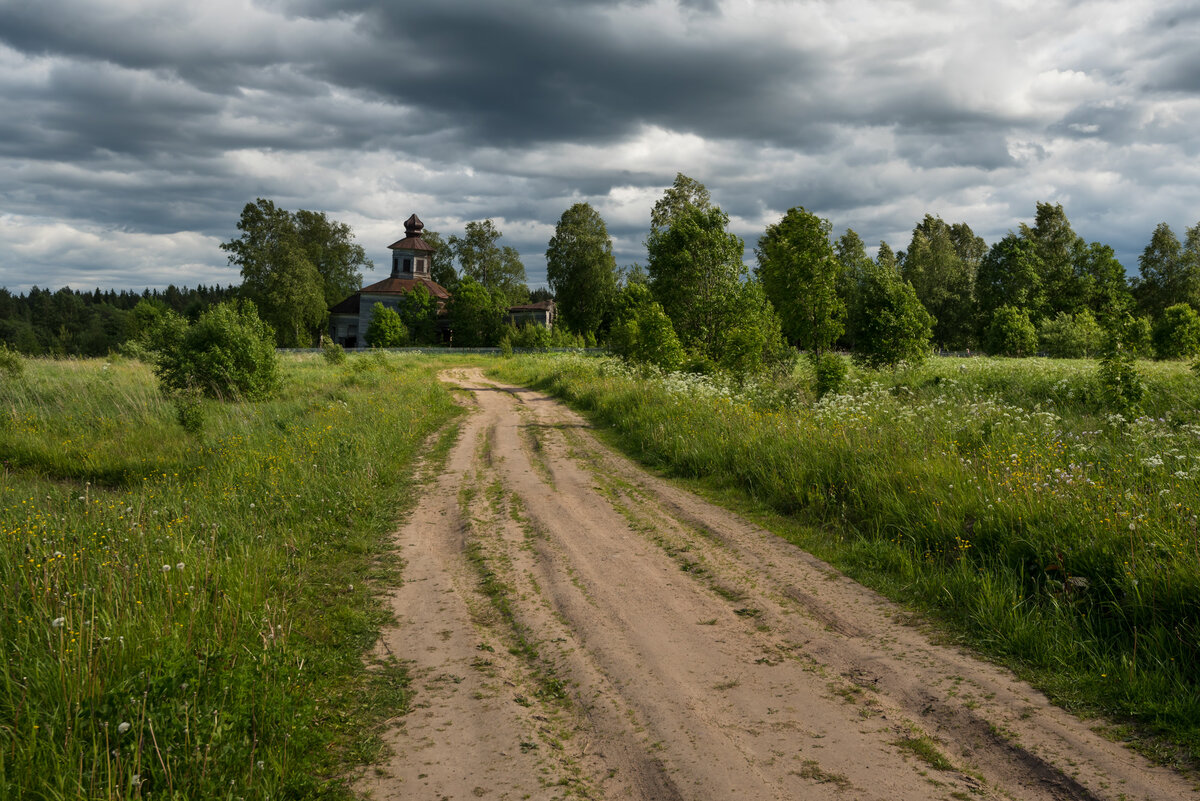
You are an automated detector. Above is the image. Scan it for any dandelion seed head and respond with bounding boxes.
[117,721,131,734]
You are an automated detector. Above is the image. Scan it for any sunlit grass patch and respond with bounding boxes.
[0,350,463,799]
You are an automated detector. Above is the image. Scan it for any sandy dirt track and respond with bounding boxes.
[358,368,1196,801]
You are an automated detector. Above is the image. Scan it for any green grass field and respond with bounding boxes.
[493,353,1200,767]
[6,348,1199,797]
[0,351,463,800]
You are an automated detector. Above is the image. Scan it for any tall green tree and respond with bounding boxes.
[293,209,373,307]
[1076,242,1133,317]
[222,198,372,346]
[834,229,871,348]
[851,262,933,369]
[1135,222,1200,317]
[449,220,529,305]
[901,215,979,350]
[755,207,845,357]
[975,233,1043,340]
[421,230,458,289]
[1020,203,1088,318]
[646,204,745,357]
[650,173,712,234]
[399,284,440,345]
[448,276,507,347]
[546,203,618,335]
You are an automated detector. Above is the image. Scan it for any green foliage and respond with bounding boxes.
[851,263,933,369]
[1038,310,1103,358]
[1099,314,1147,416]
[171,388,206,435]
[1152,303,1200,360]
[714,280,793,378]
[1135,222,1200,318]
[834,229,872,348]
[501,323,585,352]
[985,305,1038,357]
[365,302,410,348]
[421,230,458,290]
[755,207,845,357]
[607,283,684,371]
[150,300,279,401]
[321,338,347,364]
[502,322,552,351]
[292,208,374,306]
[448,276,507,347]
[1020,202,1088,318]
[0,341,24,378]
[449,219,529,305]
[0,285,239,357]
[0,354,461,799]
[398,283,441,345]
[976,233,1043,334]
[223,199,371,347]
[900,215,980,350]
[647,203,746,359]
[649,172,712,234]
[812,352,848,397]
[546,202,618,336]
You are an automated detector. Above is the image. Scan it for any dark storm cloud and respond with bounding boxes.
[319,1,825,149]
[0,0,1197,293]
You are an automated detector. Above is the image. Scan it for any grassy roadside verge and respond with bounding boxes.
[491,353,1200,769]
[0,351,463,800]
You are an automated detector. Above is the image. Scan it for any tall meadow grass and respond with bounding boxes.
[495,353,1200,763]
[1,352,461,799]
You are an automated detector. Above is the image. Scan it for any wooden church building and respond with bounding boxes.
[328,212,556,347]
[327,214,452,346]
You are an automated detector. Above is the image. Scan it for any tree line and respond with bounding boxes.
[4,184,1199,365]
[0,284,239,356]
[542,174,1200,381]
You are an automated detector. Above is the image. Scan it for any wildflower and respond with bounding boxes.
[117,721,131,734]
[176,562,185,571]
[162,564,171,573]
[51,617,65,628]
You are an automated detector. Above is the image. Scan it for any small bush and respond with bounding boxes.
[985,305,1038,357]
[172,389,206,435]
[1152,303,1200,360]
[1098,314,1146,416]
[0,342,24,378]
[150,300,279,401]
[365,303,409,348]
[813,352,848,397]
[321,339,347,364]
[1039,310,1102,358]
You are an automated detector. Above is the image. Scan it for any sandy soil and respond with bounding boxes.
[358,368,1196,801]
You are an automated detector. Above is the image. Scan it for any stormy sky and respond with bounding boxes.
[1,0,1198,294]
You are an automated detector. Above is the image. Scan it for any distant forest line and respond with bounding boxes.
[0,284,240,356]
[1,185,1199,360]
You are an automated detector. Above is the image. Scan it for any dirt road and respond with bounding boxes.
[359,368,1195,801]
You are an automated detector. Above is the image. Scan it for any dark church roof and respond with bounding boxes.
[329,294,360,315]
[360,275,450,299]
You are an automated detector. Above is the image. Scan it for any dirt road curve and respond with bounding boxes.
[358,368,1195,801]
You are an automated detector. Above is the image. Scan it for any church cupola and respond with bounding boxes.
[387,213,436,278]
